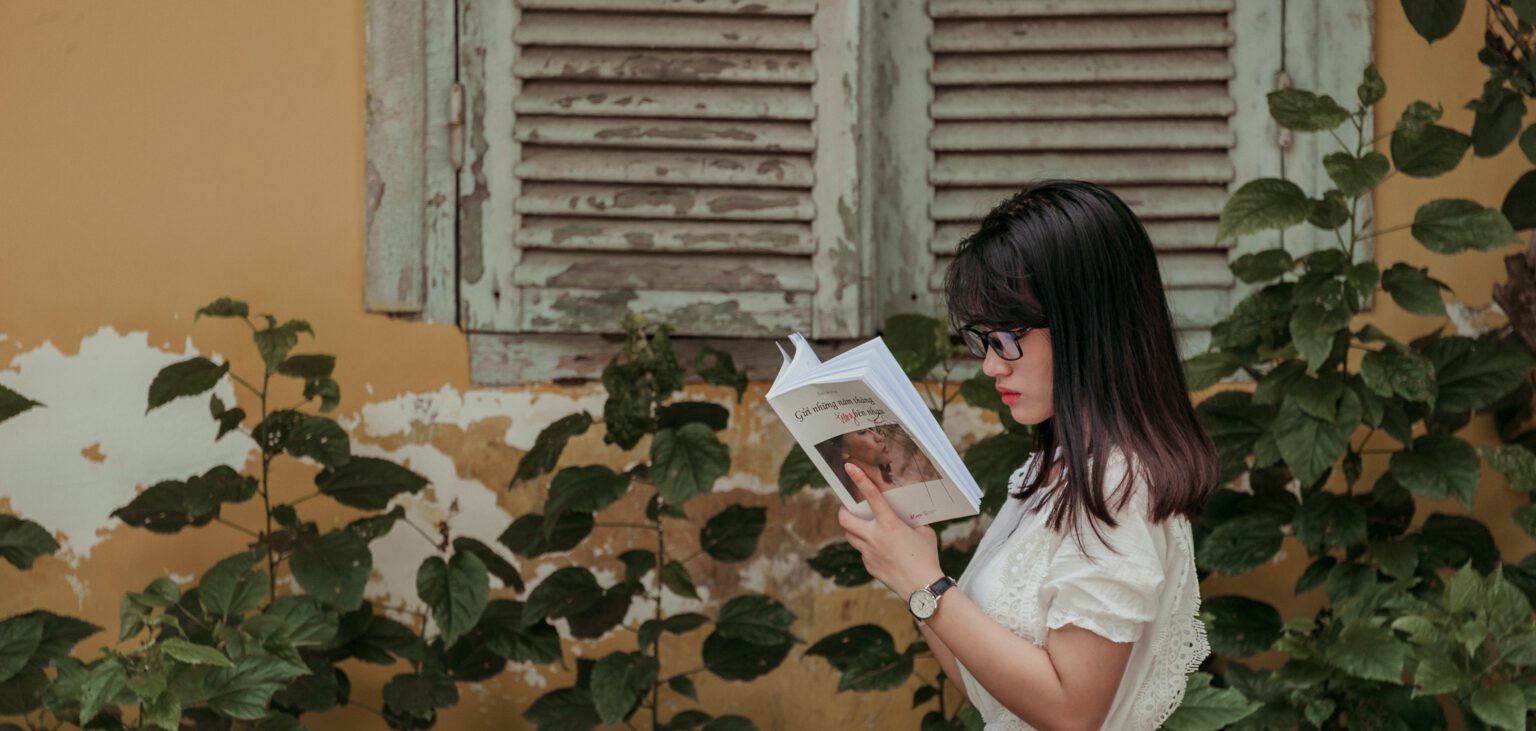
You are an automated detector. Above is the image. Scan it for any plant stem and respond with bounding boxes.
[230,372,262,397]
[401,515,444,550]
[652,495,665,731]
[350,700,389,719]
[1354,221,1411,241]
[215,517,260,539]
[289,490,321,506]
[593,522,656,530]
[260,369,276,605]
[1487,0,1534,63]
[678,548,706,565]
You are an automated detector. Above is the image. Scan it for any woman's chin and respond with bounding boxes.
[1008,401,1051,425]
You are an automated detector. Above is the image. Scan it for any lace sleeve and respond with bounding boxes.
[1040,481,1166,644]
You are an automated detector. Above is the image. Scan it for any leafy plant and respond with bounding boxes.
[1178,57,1536,730]
[509,314,793,731]
[2,298,566,730]
[0,385,62,571]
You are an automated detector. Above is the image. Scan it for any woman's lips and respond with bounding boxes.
[997,388,1019,405]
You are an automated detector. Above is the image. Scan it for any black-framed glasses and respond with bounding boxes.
[958,326,1035,361]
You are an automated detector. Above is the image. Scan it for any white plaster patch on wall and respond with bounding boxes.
[735,550,813,595]
[355,440,516,618]
[64,575,90,610]
[348,386,605,450]
[0,327,254,562]
[506,661,549,689]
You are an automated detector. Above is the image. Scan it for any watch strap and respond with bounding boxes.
[927,576,956,598]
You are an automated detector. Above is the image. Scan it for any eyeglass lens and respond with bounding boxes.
[962,329,1023,360]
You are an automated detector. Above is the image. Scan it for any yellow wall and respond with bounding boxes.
[0,1,1528,729]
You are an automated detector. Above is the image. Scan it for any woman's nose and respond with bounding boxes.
[981,348,1009,378]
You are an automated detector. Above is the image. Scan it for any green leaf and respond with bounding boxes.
[668,676,697,700]
[695,346,749,402]
[0,516,58,570]
[17,611,99,671]
[884,313,945,379]
[1503,169,1536,229]
[253,712,307,731]
[1273,393,1357,487]
[1198,514,1284,575]
[512,411,594,485]
[499,512,593,558]
[303,376,340,413]
[1326,620,1407,682]
[1230,249,1296,285]
[700,505,767,563]
[282,415,350,469]
[1308,190,1350,230]
[1400,0,1466,43]
[523,688,600,731]
[1389,434,1481,507]
[1484,445,1536,492]
[1380,263,1449,315]
[291,530,372,611]
[1470,89,1526,158]
[1294,492,1368,553]
[591,651,658,726]
[1521,123,1536,166]
[159,637,232,667]
[660,560,698,599]
[253,319,314,373]
[544,466,631,530]
[1360,346,1437,404]
[275,354,334,379]
[0,617,43,684]
[703,716,755,731]
[1160,672,1262,731]
[1518,0,1536,24]
[1421,335,1534,413]
[0,385,42,425]
[656,401,730,432]
[1184,351,1242,391]
[1196,391,1273,483]
[1358,63,1387,106]
[1446,561,1485,614]
[617,549,656,585]
[1325,151,1391,200]
[1411,199,1519,253]
[382,671,458,722]
[1419,513,1499,573]
[806,624,913,692]
[959,369,1014,424]
[1218,178,1313,242]
[963,429,1032,516]
[650,423,730,505]
[112,478,220,534]
[524,567,601,626]
[1268,88,1351,131]
[479,600,562,664]
[702,632,793,682]
[346,505,405,542]
[316,456,428,510]
[1471,682,1527,731]
[77,659,128,725]
[1289,303,1349,373]
[1392,119,1471,178]
[196,297,249,320]
[205,654,308,719]
[1201,596,1282,657]
[416,552,489,646]
[778,443,827,495]
[264,595,339,647]
[1291,372,1345,420]
[807,542,873,587]
[147,357,228,412]
[451,537,523,592]
[199,550,268,619]
[714,595,796,646]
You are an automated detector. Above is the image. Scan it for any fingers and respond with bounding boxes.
[845,463,896,523]
[837,507,867,539]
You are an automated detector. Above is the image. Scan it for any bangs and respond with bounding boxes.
[942,227,1047,333]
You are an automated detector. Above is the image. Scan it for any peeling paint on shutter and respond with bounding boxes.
[458,0,861,340]
[925,0,1239,354]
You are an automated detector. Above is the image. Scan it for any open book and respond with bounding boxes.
[766,333,983,527]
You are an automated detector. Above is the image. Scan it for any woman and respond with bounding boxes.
[815,427,898,495]
[839,180,1218,731]
[879,425,943,486]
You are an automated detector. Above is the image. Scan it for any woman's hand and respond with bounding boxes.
[837,463,943,598]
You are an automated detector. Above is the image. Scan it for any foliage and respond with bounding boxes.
[510,314,790,731]
[0,298,566,730]
[785,313,1028,729]
[1175,51,1536,730]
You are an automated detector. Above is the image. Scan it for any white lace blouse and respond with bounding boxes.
[954,451,1210,731]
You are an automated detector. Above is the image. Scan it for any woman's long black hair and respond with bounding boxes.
[944,180,1219,548]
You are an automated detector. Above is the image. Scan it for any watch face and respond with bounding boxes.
[909,589,937,619]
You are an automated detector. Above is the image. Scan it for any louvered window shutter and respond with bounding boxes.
[919,0,1241,355]
[458,0,862,347]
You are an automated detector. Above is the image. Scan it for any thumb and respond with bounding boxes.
[846,463,895,521]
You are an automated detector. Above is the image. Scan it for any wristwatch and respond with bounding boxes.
[908,576,957,622]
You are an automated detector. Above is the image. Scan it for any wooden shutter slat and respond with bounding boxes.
[517,148,814,188]
[513,250,815,291]
[515,82,815,120]
[515,116,816,152]
[932,152,1233,185]
[515,11,815,51]
[517,0,816,16]
[931,16,1234,53]
[931,120,1233,151]
[932,219,1223,254]
[932,83,1235,120]
[517,182,815,221]
[931,50,1233,85]
[517,216,814,254]
[930,0,1234,18]
[1166,289,1229,329]
[932,185,1226,222]
[514,48,814,84]
[927,253,1231,291]
[521,288,811,336]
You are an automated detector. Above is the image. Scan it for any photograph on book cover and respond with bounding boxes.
[775,379,972,525]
